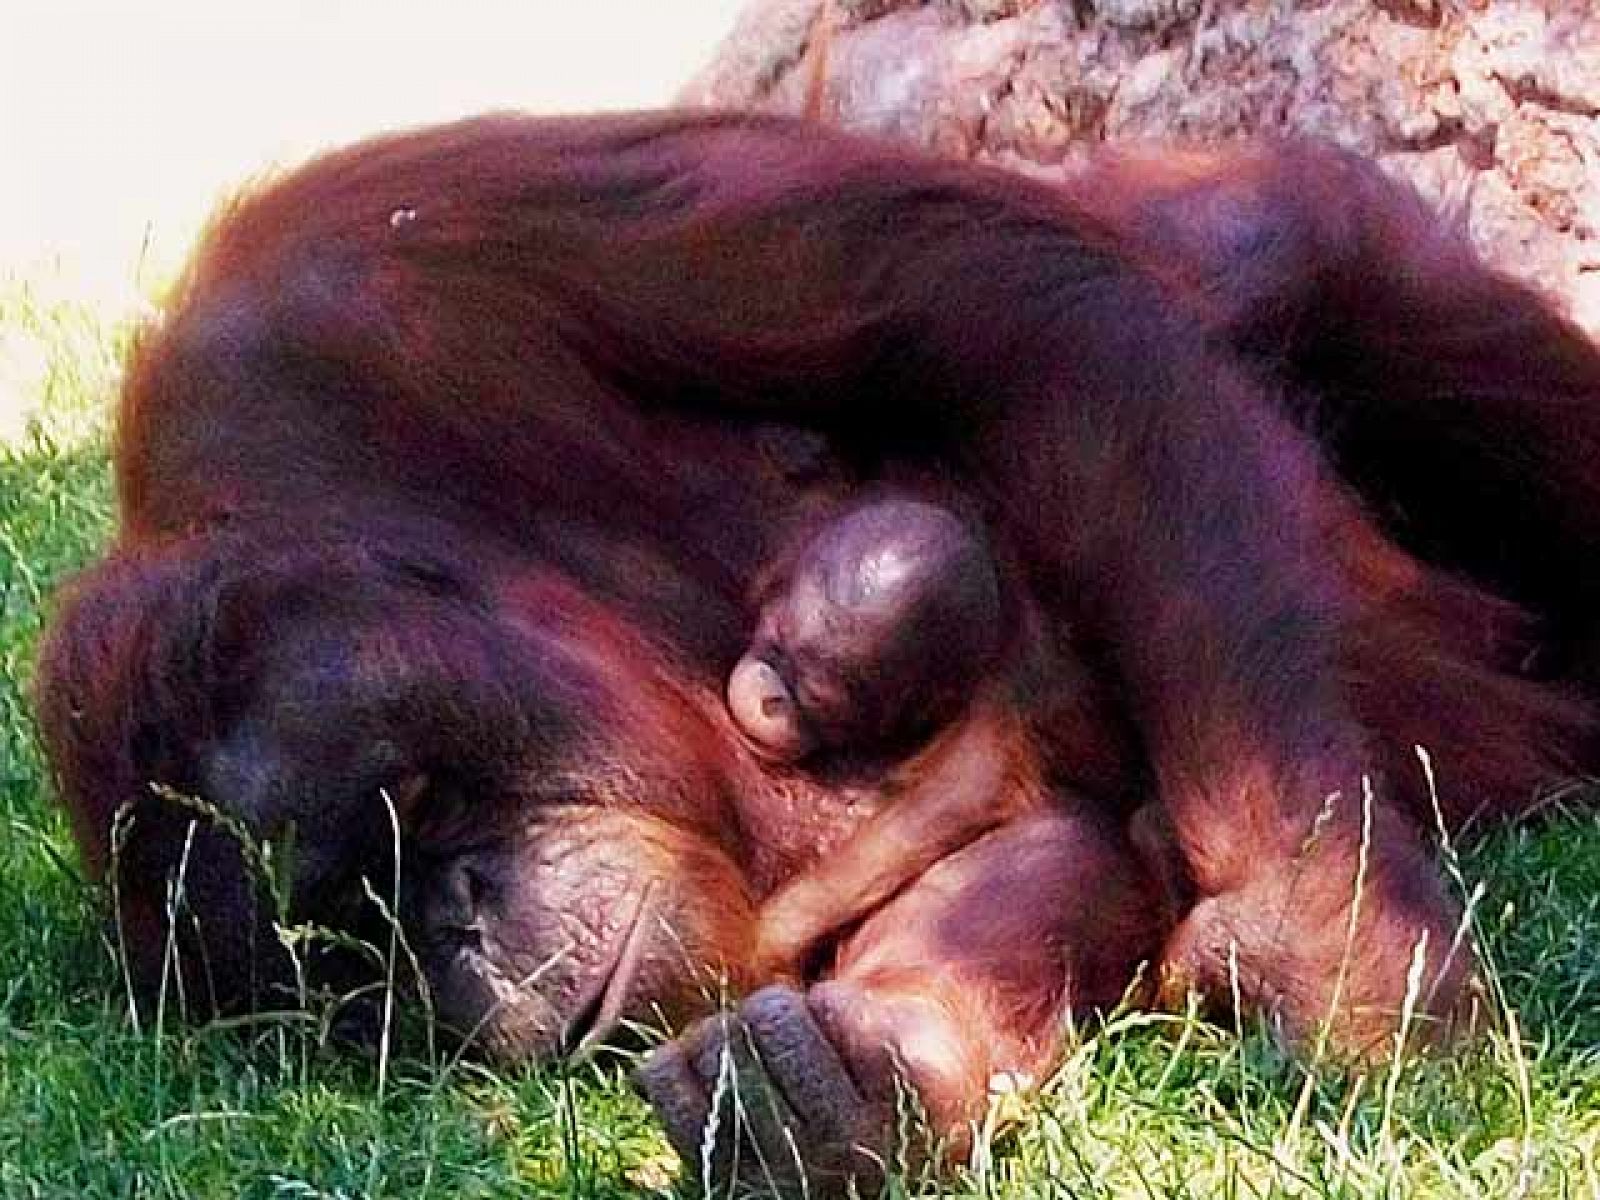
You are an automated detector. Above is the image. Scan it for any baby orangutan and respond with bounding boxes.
[727,495,1121,980]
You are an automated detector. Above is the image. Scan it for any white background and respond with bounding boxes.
[1,1,749,297]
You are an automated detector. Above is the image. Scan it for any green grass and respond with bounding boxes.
[1,282,1598,1198]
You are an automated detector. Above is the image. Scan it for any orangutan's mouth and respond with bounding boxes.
[560,879,659,1056]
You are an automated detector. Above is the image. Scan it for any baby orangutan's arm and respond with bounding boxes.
[752,698,1038,980]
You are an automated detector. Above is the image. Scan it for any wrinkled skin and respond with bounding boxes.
[35,115,1600,1195]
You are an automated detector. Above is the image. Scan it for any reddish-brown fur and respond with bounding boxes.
[34,113,1600,1187]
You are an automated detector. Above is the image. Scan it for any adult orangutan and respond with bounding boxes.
[34,112,1600,1191]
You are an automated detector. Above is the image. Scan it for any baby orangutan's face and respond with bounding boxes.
[727,498,1002,763]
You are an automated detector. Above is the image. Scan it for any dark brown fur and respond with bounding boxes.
[34,114,1600,1187]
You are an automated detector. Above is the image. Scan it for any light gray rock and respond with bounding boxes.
[688,0,1600,333]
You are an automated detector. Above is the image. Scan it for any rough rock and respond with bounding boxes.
[683,0,1600,333]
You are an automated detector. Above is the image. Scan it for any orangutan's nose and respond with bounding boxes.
[426,857,491,935]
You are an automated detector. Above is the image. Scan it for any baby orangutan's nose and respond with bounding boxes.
[727,655,815,762]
